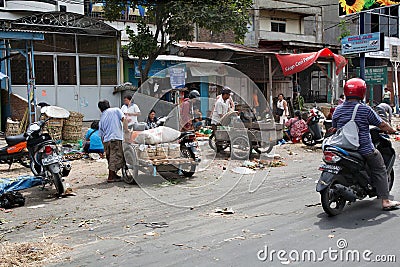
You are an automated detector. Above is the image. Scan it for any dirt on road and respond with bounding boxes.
[1,135,399,266]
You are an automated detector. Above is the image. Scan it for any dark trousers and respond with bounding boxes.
[364,149,389,199]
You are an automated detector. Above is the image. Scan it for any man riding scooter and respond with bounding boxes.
[332,78,400,210]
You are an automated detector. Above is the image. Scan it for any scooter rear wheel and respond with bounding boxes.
[320,179,346,216]
[180,147,196,177]
[52,172,65,196]
[302,132,316,146]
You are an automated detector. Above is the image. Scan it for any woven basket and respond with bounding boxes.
[64,112,84,127]
[5,120,21,136]
[62,125,81,134]
[46,127,63,141]
[62,131,82,142]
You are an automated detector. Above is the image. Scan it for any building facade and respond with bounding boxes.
[0,1,121,121]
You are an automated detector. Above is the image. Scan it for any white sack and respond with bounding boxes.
[41,106,70,118]
[135,126,181,144]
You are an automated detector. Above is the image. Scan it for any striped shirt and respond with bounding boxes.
[332,101,382,155]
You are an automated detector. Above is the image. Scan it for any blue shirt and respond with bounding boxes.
[332,101,382,155]
[85,129,104,151]
[99,107,124,142]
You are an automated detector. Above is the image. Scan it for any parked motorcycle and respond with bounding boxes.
[180,131,200,160]
[0,134,30,169]
[301,108,329,146]
[25,118,71,195]
[316,127,396,216]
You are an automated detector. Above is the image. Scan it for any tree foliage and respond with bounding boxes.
[337,20,351,42]
[102,0,253,83]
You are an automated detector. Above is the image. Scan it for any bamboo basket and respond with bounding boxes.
[63,112,84,126]
[62,111,84,141]
[5,119,21,136]
[39,114,63,141]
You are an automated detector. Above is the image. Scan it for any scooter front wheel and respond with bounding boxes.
[302,132,316,146]
[320,180,346,216]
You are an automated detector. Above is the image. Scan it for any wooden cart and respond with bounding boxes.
[122,142,197,184]
[209,121,283,160]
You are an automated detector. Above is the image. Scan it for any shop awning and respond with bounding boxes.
[275,48,347,76]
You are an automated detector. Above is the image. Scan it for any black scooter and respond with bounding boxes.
[301,109,324,146]
[316,127,395,216]
[26,119,71,195]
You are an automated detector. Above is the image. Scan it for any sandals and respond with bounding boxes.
[382,201,400,211]
[107,178,122,183]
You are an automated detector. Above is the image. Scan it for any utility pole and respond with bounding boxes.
[359,12,365,81]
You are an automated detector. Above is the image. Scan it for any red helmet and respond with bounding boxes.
[344,78,366,100]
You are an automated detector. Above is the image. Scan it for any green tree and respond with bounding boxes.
[337,20,351,42]
[102,0,252,83]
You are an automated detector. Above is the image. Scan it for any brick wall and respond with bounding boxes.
[1,90,33,121]
[196,28,236,43]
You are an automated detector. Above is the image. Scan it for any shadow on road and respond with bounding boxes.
[314,199,399,230]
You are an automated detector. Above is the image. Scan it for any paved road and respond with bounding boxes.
[1,141,400,267]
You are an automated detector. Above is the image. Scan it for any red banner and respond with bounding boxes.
[275,48,347,76]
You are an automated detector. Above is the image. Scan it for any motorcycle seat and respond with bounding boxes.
[346,150,364,161]
[325,145,364,161]
[5,134,26,146]
[179,131,195,138]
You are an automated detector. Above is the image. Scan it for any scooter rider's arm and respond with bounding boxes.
[378,121,396,134]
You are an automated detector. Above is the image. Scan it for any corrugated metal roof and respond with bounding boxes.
[128,54,235,64]
[156,55,234,64]
[176,41,275,54]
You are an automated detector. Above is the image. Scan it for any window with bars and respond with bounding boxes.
[57,56,76,85]
[365,6,399,38]
[35,55,54,85]
[271,18,286,33]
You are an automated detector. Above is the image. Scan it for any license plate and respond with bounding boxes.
[42,155,60,165]
[319,164,342,174]
[185,142,198,147]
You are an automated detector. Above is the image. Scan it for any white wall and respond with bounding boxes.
[2,0,83,14]
[105,21,160,46]
[12,85,119,121]
[259,10,302,34]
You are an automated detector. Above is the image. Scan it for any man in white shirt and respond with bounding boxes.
[211,87,231,126]
[121,95,141,128]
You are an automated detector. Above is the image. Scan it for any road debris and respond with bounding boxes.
[133,221,169,229]
[305,203,321,207]
[0,191,25,209]
[144,231,158,237]
[215,207,235,214]
[0,240,72,266]
[145,222,169,228]
[231,167,256,175]
[27,204,46,209]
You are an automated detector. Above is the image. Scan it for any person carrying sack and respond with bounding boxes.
[329,78,400,211]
